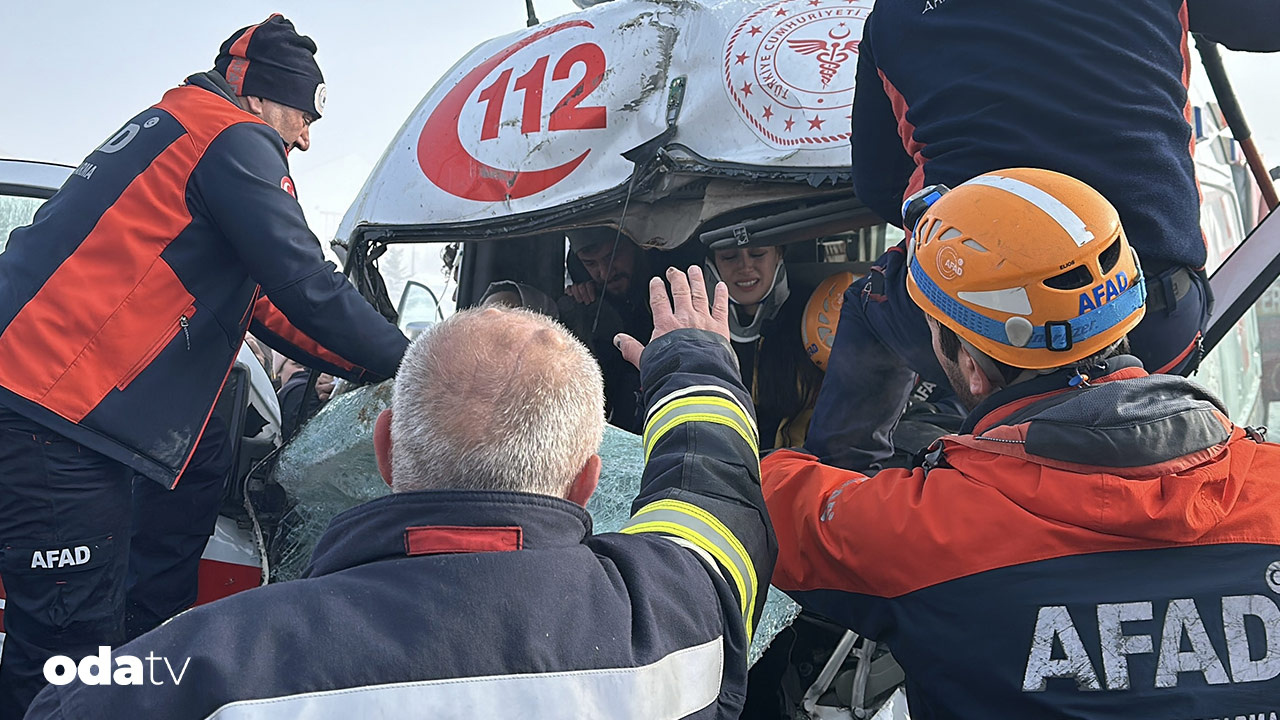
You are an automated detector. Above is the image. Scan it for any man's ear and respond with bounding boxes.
[240,95,265,116]
[373,409,394,488]
[565,454,601,507]
[958,346,998,398]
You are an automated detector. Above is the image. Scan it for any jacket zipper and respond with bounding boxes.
[117,305,195,391]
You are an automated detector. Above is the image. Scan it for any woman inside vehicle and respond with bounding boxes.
[706,243,824,450]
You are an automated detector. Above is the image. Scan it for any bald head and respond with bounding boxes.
[389,308,605,497]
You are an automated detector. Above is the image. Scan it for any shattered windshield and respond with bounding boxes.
[0,194,44,255]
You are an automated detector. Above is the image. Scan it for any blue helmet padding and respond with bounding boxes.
[909,256,1146,352]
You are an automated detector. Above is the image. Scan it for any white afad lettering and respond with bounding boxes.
[1098,601,1154,690]
[1155,598,1231,687]
[1024,594,1280,693]
[1222,595,1280,683]
[1022,606,1102,692]
[30,545,91,569]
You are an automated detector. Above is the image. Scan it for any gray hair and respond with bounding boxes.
[389,307,606,497]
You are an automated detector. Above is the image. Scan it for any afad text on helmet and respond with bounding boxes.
[1078,272,1129,314]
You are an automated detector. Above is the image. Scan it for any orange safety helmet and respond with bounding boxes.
[904,168,1146,369]
[802,271,856,371]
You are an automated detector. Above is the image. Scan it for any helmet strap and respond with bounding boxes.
[957,336,1127,395]
[957,337,1009,389]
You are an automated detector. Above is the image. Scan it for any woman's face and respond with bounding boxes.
[713,246,783,307]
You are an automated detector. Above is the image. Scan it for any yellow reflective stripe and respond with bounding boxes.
[622,498,760,641]
[645,394,756,440]
[643,396,758,464]
[645,385,750,427]
[634,499,759,610]
[621,520,755,641]
[644,414,758,463]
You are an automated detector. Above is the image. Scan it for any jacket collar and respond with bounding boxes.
[183,70,241,107]
[953,354,1232,472]
[304,489,594,577]
[960,355,1146,435]
[181,71,286,151]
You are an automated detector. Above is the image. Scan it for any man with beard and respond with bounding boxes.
[761,169,1280,719]
[558,228,655,433]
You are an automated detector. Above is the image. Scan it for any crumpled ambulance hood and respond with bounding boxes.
[336,0,871,245]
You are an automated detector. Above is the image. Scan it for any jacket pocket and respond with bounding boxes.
[116,303,196,391]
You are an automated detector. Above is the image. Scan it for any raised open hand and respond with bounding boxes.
[615,265,730,368]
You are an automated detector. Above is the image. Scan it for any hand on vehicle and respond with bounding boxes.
[616,265,729,369]
[314,373,336,402]
[566,281,598,305]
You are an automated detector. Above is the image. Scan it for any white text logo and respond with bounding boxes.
[31,546,90,569]
[1022,595,1280,692]
[43,647,191,686]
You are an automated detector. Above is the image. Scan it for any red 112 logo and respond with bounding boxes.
[418,21,609,202]
[477,43,607,140]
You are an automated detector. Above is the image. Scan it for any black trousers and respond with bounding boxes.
[0,408,132,718]
[0,410,231,717]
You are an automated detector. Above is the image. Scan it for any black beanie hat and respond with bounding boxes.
[215,14,326,118]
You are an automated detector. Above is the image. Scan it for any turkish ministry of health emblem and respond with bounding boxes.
[724,0,872,149]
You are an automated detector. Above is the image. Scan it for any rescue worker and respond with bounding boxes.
[0,15,407,714]
[810,0,1280,471]
[558,228,656,433]
[27,267,776,720]
[762,168,1280,718]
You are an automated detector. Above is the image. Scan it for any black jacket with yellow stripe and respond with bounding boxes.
[26,328,777,720]
[0,71,407,486]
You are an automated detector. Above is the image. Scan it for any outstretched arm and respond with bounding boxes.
[616,266,778,641]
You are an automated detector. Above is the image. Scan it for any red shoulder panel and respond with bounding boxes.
[762,434,1280,598]
[155,85,267,152]
[0,139,201,421]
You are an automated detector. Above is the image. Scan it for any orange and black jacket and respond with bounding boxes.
[763,357,1280,718]
[0,71,408,487]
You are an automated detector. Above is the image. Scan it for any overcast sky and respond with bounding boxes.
[0,0,581,239]
[2,0,1277,243]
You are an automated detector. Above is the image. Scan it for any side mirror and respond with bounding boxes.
[395,280,444,336]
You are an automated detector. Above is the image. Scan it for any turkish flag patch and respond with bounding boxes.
[280,176,296,198]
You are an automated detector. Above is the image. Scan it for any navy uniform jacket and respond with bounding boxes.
[764,357,1280,718]
[26,328,777,719]
[853,0,1280,271]
[0,71,407,486]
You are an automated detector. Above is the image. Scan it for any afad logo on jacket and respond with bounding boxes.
[280,176,296,199]
[1021,561,1280,694]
